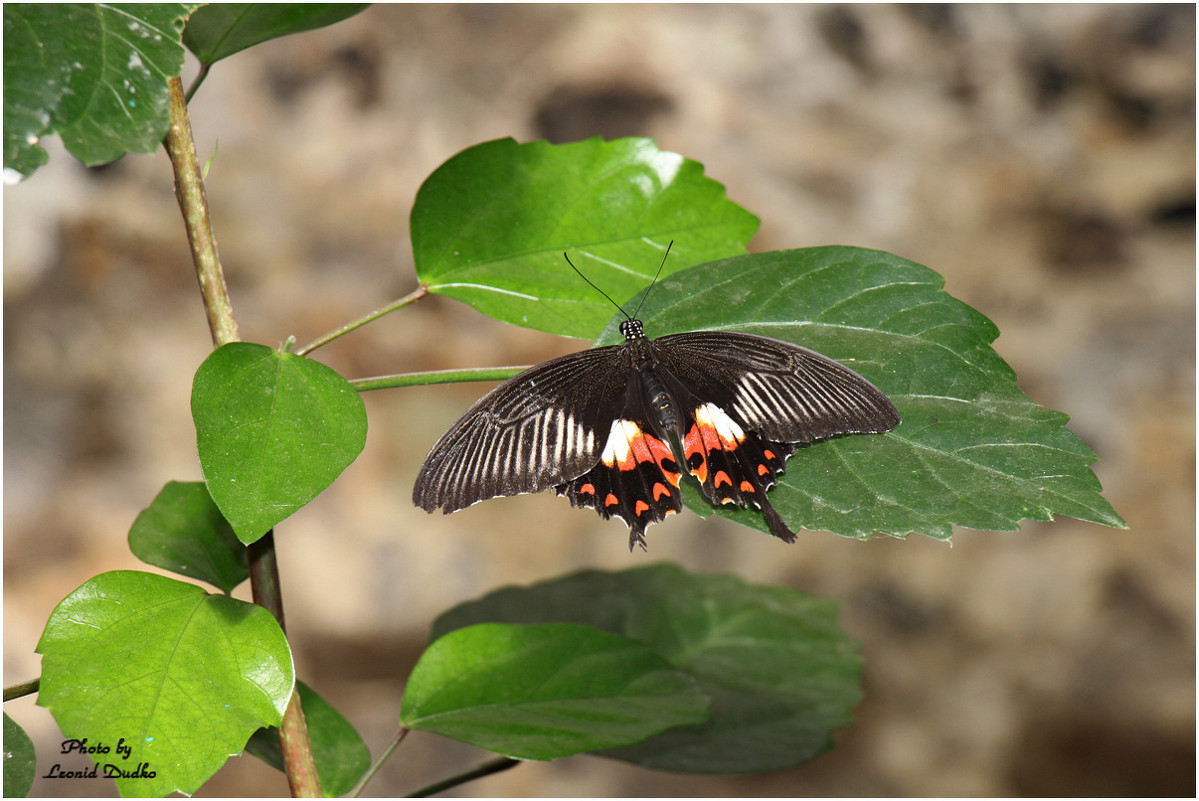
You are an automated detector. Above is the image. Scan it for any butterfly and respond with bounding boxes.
[413,247,900,550]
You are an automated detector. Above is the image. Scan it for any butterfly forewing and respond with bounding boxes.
[412,345,627,514]
[649,331,900,442]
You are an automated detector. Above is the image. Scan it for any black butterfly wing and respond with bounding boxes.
[649,330,901,443]
[645,330,900,541]
[413,345,629,514]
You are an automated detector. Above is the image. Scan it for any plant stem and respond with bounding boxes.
[164,76,319,797]
[3,678,40,702]
[350,365,529,392]
[294,285,429,356]
[164,76,238,348]
[406,757,520,798]
[247,533,321,797]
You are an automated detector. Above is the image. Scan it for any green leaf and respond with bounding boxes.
[245,682,370,798]
[191,342,368,544]
[432,565,861,774]
[128,480,249,592]
[411,137,759,339]
[401,623,709,761]
[36,570,294,797]
[3,713,35,798]
[594,246,1125,539]
[3,4,199,180]
[183,3,371,64]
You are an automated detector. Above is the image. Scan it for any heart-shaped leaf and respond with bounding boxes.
[3,4,198,179]
[128,481,248,592]
[36,571,294,797]
[432,564,861,774]
[402,622,709,761]
[595,246,1125,539]
[411,137,759,338]
[183,4,370,64]
[191,342,367,543]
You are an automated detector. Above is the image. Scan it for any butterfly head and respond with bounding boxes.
[619,319,645,341]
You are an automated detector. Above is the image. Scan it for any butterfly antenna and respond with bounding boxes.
[563,240,674,322]
[630,240,673,321]
[563,252,632,321]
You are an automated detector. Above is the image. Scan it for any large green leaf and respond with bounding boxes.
[3,713,35,798]
[36,571,294,797]
[183,3,371,64]
[3,4,198,180]
[401,623,709,761]
[432,565,861,774]
[592,246,1125,540]
[245,682,370,798]
[191,342,367,544]
[128,480,248,592]
[411,137,759,338]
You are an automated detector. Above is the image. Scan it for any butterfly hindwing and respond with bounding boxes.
[552,371,686,548]
[412,345,628,514]
[675,399,798,541]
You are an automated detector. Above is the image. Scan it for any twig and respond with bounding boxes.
[406,757,520,798]
[294,285,429,356]
[3,678,40,702]
[163,76,238,348]
[350,365,529,392]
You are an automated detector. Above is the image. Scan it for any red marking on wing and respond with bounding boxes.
[607,422,682,485]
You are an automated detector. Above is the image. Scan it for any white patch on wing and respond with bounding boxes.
[695,402,745,444]
[600,419,642,466]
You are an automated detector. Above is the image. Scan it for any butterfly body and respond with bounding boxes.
[414,317,900,549]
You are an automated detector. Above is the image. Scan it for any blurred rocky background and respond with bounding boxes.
[4,4,1194,796]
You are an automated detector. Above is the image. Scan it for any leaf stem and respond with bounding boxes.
[406,757,520,798]
[350,365,529,392]
[350,725,409,797]
[164,78,319,797]
[3,677,40,702]
[184,62,212,104]
[293,285,430,356]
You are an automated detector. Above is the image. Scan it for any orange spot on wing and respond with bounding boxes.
[714,470,732,488]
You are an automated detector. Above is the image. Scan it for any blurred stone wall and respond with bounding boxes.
[4,5,1193,797]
